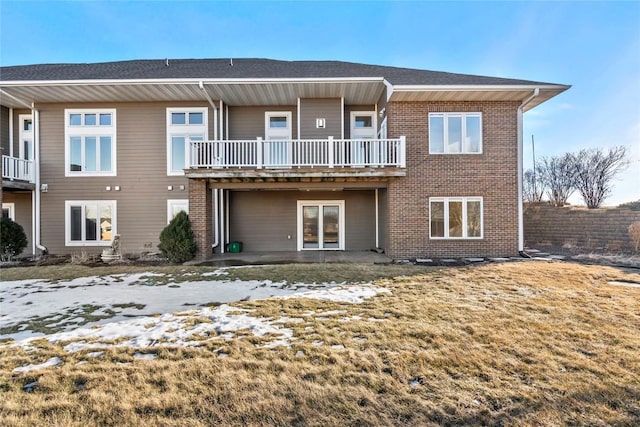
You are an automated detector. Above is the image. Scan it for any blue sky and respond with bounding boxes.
[2,1,638,205]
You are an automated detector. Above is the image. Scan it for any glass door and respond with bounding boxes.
[298,201,345,250]
[350,112,376,166]
[19,115,33,161]
[265,112,292,167]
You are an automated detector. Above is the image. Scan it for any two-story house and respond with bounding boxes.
[0,59,569,260]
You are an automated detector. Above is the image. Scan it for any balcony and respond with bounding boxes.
[2,155,35,189]
[187,137,406,180]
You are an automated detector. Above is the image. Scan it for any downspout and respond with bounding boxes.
[517,88,539,257]
[32,105,47,255]
[375,188,379,249]
[211,188,219,250]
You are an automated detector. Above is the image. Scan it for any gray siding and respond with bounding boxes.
[343,105,375,139]
[0,106,9,153]
[2,191,33,256]
[228,106,297,140]
[299,99,341,139]
[38,101,210,255]
[229,190,376,252]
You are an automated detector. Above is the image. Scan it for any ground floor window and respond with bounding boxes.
[297,200,345,250]
[65,200,116,246]
[2,203,15,220]
[429,197,483,239]
[167,199,189,224]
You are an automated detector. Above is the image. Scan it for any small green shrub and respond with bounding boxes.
[158,211,197,263]
[0,217,28,261]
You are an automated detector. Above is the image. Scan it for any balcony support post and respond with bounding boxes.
[328,136,334,168]
[256,137,263,169]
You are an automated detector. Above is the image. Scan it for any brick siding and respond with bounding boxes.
[188,179,212,260]
[524,203,640,252]
[386,101,521,258]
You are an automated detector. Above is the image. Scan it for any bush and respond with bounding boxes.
[629,222,640,253]
[0,217,28,261]
[158,211,197,263]
[618,200,640,211]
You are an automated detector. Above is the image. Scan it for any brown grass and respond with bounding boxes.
[1,261,639,426]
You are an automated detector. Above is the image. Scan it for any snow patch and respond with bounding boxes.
[13,357,62,373]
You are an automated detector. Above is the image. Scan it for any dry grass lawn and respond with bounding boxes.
[1,261,639,426]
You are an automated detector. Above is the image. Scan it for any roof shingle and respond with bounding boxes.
[0,58,558,86]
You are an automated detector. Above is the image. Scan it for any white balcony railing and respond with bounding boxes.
[2,155,34,183]
[190,136,406,169]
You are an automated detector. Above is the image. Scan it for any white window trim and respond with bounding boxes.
[429,197,483,240]
[167,199,189,224]
[167,107,208,176]
[2,203,16,220]
[65,109,117,177]
[428,112,483,155]
[65,200,117,246]
[296,200,345,251]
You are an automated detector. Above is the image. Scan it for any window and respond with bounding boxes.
[167,199,189,224]
[429,112,482,154]
[2,203,15,220]
[65,201,116,246]
[429,197,483,239]
[65,109,116,176]
[167,108,208,175]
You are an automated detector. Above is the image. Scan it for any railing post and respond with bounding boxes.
[256,137,263,169]
[399,136,406,168]
[328,136,334,168]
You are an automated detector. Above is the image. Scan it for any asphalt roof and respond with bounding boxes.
[0,58,559,86]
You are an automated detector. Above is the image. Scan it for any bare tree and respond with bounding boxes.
[523,169,544,203]
[536,154,576,206]
[571,146,629,208]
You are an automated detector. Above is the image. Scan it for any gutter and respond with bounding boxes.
[517,88,539,255]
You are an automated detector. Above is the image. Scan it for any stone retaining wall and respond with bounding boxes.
[524,204,640,253]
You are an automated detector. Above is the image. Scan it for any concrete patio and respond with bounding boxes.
[190,250,392,266]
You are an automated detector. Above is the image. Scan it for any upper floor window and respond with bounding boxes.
[429,197,483,239]
[429,112,482,154]
[65,109,116,176]
[167,108,207,175]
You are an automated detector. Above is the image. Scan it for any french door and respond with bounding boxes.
[297,200,345,250]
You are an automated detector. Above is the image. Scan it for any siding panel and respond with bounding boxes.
[38,101,208,255]
[299,99,341,139]
[228,106,297,140]
[229,190,376,251]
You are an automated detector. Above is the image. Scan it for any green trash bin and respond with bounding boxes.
[227,241,243,253]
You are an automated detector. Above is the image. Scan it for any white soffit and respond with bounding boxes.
[0,80,386,108]
[389,85,570,111]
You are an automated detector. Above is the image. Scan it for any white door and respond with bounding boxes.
[350,112,376,166]
[297,200,345,251]
[265,112,292,167]
[19,115,33,161]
